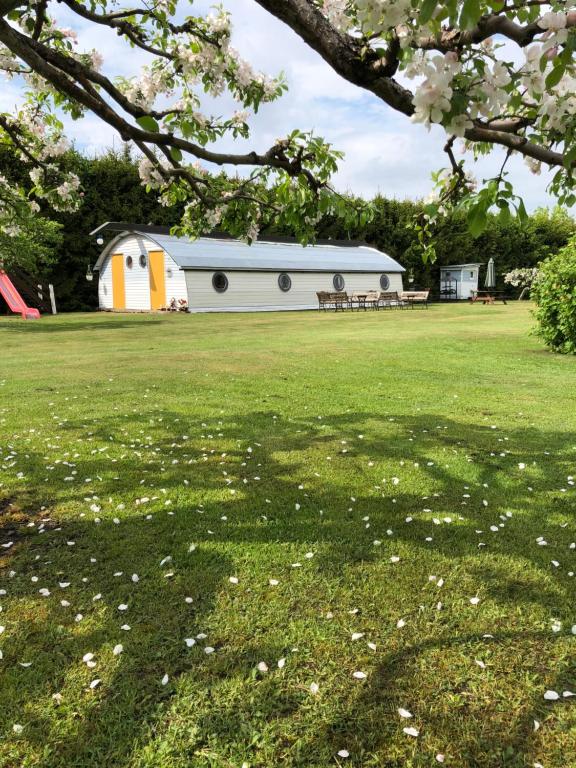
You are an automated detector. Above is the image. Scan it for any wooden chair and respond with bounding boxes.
[379,291,404,309]
[316,291,331,311]
[365,290,381,310]
[332,291,349,311]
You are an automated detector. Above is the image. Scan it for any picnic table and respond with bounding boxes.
[470,290,507,305]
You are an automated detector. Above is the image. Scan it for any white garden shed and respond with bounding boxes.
[439,263,482,300]
[92,223,405,313]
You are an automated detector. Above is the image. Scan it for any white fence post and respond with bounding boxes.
[49,284,57,315]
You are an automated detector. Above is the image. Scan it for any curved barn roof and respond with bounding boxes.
[94,230,405,273]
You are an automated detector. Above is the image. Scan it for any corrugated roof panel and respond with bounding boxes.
[146,233,405,273]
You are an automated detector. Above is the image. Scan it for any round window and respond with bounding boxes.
[126,255,133,269]
[212,272,229,293]
[139,254,147,268]
[278,272,292,292]
[333,273,345,291]
[380,274,390,290]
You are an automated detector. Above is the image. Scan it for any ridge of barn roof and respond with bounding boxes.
[90,221,371,248]
[93,227,405,274]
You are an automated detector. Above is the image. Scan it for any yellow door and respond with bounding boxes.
[111,253,125,310]
[149,251,166,310]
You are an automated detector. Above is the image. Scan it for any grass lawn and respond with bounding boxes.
[1,303,575,768]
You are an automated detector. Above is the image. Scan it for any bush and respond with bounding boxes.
[532,237,576,354]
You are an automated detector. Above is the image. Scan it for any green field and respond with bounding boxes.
[1,304,575,768]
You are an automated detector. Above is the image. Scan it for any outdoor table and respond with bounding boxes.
[351,293,368,310]
[470,290,507,305]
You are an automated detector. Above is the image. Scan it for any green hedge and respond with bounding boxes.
[532,237,576,354]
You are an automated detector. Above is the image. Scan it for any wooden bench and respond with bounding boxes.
[379,291,405,309]
[317,291,350,311]
[400,290,430,308]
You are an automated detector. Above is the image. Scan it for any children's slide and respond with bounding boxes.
[0,270,40,319]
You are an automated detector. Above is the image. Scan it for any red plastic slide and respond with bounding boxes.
[0,270,40,320]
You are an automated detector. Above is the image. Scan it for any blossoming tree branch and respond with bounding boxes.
[0,0,575,251]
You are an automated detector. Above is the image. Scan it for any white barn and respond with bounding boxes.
[92,223,405,313]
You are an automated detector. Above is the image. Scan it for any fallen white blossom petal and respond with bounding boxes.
[544,690,559,700]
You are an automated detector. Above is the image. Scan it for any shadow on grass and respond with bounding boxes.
[0,316,164,333]
[0,507,239,767]
[1,408,575,766]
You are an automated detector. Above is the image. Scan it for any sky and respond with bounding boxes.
[0,0,558,210]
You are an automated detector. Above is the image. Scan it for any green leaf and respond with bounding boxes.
[468,204,487,237]
[545,65,565,89]
[498,203,511,224]
[459,0,482,29]
[419,0,439,25]
[516,198,528,224]
[136,116,160,132]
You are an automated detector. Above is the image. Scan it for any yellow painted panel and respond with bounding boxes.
[149,250,166,310]
[111,253,125,310]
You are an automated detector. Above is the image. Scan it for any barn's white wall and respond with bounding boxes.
[98,250,113,309]
[97,234,187,310]
[184,271,404,312]
[163,250,188,305]
[124,235,151,311]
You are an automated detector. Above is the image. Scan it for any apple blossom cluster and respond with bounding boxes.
[0,104,82,226]
[171,12,283,105]
[322,0,349,30]
[322,0,415,34]
[317,0,576,183]
[503,267,540,287]
[0,173,46,244]
[29,165,82,212]
[138,158,168,189]
[0,46,23,76]
[121,66,174,112]
[406,52,462,128]
[104,6,285,156]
